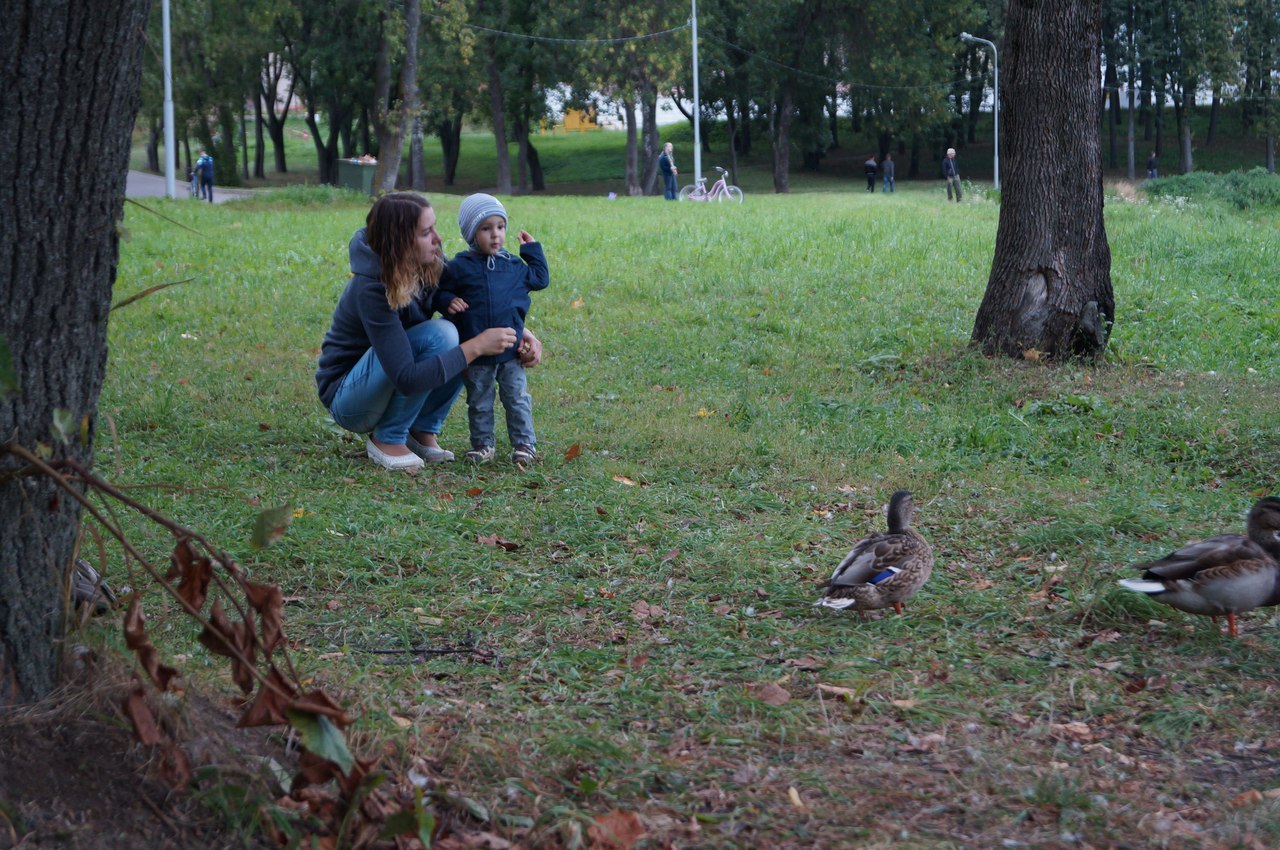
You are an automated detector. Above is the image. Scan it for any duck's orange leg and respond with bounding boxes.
[893,601,904,616]
[1227,612,1238,638]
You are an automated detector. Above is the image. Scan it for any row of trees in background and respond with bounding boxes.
[140,0,1280,194]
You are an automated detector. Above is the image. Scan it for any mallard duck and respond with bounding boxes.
[1118,496,1280,637]
[814,490,934,615]
[72,558,118,615]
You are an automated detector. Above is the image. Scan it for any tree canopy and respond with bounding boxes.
[144,0,1280,193]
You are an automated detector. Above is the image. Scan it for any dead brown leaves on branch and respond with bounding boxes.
[3,444,441,849]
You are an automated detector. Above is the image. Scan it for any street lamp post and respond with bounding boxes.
[691,0,702,185]
[960,32,998,190]
[162,0,176,198]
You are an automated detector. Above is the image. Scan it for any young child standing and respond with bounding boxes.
[437,193,550,464]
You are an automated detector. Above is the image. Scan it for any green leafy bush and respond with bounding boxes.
[1147,167,1280,209]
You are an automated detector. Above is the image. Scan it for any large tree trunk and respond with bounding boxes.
[373,0,420,193]
[146,117,161,172]
[1175,78,1193,174]
[1206,84,1220,146]
[527,142,544,192]
[623,96,640,196]
[972,0,1113,361]
[261,54,292,173]
[437,117,462,186]
[770,82,795,193]
[0,0,150,706]
[253,94,266,179]
[409,116,426,191]
[641,90,660,196]
[514,119,531,194]
[306,103,342,185]
[487,46,511,195]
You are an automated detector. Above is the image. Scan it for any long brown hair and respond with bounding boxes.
[365,193,443,310]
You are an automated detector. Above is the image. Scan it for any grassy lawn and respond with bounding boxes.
[100,184,1280,847]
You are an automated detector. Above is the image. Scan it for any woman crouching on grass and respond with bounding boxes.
[316,193,541,471]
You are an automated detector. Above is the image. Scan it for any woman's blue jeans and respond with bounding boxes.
[327,319,463,445]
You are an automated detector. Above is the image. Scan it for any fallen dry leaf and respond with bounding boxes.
[564,443,582,461]
[587,809,644,850]
[612,475,638,486]
[571,297,585,309]
[1231,789,1264,808]
[631,601,665,621]
[466,487,484,497]
[903,732,946,753]
[1050,721,1093,743]
[787,786,806,810]
[817,683,859,699]
[752,683,792,706]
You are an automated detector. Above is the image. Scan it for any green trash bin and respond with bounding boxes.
[337,159,377,195]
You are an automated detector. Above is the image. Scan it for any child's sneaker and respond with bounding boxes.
[512,445,538,465]
[465,445,496,464]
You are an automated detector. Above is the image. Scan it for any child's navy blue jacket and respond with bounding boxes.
[435,243,549,365]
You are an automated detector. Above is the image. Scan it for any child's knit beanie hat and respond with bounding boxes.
[458,193,507,246]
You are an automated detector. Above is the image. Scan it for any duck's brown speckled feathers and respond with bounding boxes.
[814,490,934,615]
[1118,496,1280,636]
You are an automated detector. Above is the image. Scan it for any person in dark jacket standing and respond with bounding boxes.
[1146,151,1158,179]
[658,142,679,200]
[435,193,550,465]
[882,153,895,193]
[864,155,878,192]
[315,193,541,472]
[195,150,214,202]
[942,147,962,202]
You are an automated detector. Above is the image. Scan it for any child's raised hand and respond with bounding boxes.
[518,229,534,244]
[447,297,468,315]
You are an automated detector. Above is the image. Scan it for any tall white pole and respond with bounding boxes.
[991,42,999,190]
[162,0,176,198]
[691,0,701,184]
[960,33,998,190]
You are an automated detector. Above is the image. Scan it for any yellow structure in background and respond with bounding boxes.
[540,107,600,135]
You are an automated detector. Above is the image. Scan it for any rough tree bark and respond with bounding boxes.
[373,0,420,193]
[971,0,1114,360]
[0,0,150,706]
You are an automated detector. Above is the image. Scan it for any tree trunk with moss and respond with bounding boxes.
[971,0,1114,360]
[0,0,150,706]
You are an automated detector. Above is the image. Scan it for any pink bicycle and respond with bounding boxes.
[678,166,744,203]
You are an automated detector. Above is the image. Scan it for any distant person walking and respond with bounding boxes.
[195,149,214,203]
[1146,151,1158,180]
[658,142,678,200]
[882,153,895,193]
[864,155,878,192]
[942,147,961,203]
